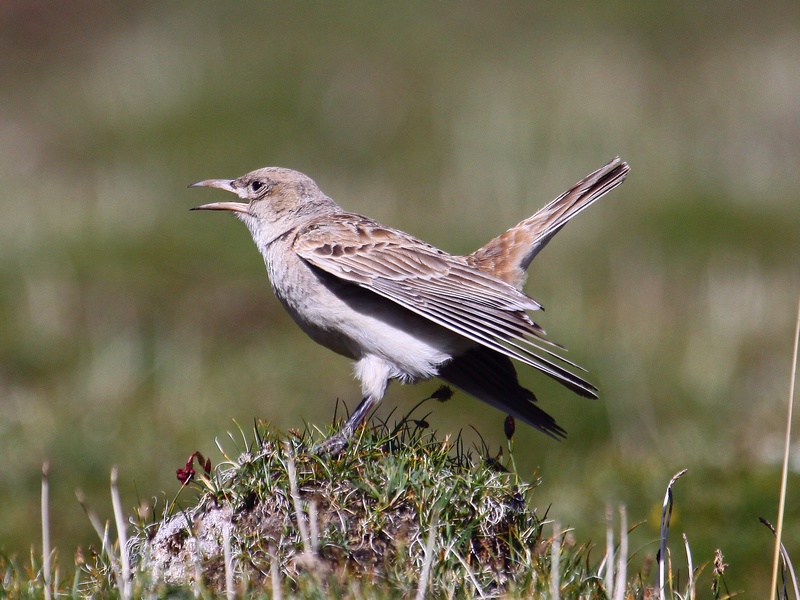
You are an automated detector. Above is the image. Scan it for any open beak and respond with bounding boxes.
[189,179,250,214]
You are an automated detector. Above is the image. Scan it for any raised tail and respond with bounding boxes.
[467,157,630,290]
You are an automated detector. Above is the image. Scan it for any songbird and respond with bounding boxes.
[191,157,629,454]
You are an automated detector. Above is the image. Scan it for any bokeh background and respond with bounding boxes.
[2,1,799,592]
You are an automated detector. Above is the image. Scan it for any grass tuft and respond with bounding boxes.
[127,413,641,598]
[134,416,553,596]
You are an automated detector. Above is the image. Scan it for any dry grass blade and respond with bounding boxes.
[41,461,52,600]
[683,533,695,600]
[657,469,688,600]
[414,510,439,600]
[445,543,486,599]
[551,520,561,600]
[762,518,800,600]
[770,295,800,600]
[76,489,123,589]
[780,547,800,600]
[285,443,312,554]
[613,505,627,600]
[110,467,130,600]
[604,503,614,596]
[308,500,319,553]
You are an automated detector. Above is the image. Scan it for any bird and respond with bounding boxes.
[190,157,629,454]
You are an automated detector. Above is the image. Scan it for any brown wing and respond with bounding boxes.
[293,214,597,398]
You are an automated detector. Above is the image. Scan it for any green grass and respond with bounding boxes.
[0,398,747,599]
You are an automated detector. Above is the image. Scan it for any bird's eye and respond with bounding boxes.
[250,180,264,192]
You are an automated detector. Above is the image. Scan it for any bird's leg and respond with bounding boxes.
[315,395,379,456]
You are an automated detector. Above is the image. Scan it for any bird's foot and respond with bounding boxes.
[313,395,377,457]
[313,430,351,457]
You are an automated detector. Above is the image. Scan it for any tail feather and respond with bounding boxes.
[443,159,624,437]
[439,346,568,439]
[467,157,630,290]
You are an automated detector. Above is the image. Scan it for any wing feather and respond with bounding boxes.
[294,214,597,398]
[367,282,595,396]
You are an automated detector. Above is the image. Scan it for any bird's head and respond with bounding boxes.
[190,167,339,245]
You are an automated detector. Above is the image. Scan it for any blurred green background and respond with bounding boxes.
[2,1,799,593]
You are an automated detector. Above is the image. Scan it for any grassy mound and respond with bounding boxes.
[135,414,610,597]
